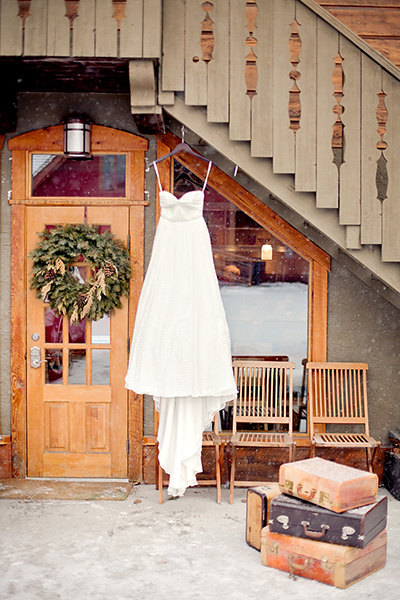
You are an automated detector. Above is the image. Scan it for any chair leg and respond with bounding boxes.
[229,446,236,504]
[215,445,221,504]
[158,461,163,504]
[155,442,163,503]
[290,443,296,463]
[366,447,373,473]
[310,442,316,458]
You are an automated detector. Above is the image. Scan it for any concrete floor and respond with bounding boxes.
[0,484,399,600]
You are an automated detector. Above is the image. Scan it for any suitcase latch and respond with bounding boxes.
[277,515,289,529]
[268,542,279,555]
[341,526,356,540]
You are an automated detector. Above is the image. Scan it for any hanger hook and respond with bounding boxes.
[181,125,185,143]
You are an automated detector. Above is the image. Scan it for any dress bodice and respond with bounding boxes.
[160,190,204,222]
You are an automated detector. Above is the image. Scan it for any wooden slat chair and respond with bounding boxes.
[306,362,381,472]
[156,413,223,504]
[229,360,296,504]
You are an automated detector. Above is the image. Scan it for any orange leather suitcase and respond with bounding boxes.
[246,483,281,550]
[279,457,378,513]
[261,527,387,588]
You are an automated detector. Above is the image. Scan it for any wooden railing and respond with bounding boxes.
[161,0,400,266]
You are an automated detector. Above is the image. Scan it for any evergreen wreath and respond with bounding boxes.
[30,223,131,322]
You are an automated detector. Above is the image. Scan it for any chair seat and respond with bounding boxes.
[313,432,380,448]
[231,431,295,447]
[202,431,222,446]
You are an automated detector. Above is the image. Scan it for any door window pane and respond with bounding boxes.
[92,349,110,385]
[68,350,86,384]
[69,318,86,344]
[31,154,126,197]
[92,314,111,344]
[45,349,63,384]
[45,308,63,344]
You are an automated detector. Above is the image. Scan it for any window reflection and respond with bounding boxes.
[68,350,86,385]
[92,314,110,344]
[45,308,63,344]
[92,349,110,385]
[45,349,63,384]
[69,318,86,344]
[31,154,126,197]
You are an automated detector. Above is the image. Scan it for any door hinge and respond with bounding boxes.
[127,337,130,353]
[126,439,130,454]
[127,234,131,250]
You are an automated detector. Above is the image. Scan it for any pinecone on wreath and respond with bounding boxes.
[77,293,87,309]
[104,264,116,277]
[44,268,57,281]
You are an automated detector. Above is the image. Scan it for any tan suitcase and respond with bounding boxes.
[279,457,378,513]
[246,483,281,550]
[261,527,387,588]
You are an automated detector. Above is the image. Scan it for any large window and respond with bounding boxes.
[174,161,311,432]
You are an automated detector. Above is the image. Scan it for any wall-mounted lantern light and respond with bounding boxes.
[64,118,91,158]
[261,243,273,261]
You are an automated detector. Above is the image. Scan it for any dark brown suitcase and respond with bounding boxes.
[246,483,281,550]
[268,493,387,548]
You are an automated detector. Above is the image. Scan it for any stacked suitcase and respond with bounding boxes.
[258,458,388,588]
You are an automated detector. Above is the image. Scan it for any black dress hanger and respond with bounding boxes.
[150,143,211,166]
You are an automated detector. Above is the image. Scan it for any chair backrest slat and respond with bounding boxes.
[307,362,370,437]
[232,360,296,435]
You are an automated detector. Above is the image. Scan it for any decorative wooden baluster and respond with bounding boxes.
[112,1,126,30]
[112,0,126,57]
[200,1,214,64]
[332,53,344,169]
[245,0,258,99]
[65,1,79,28]
[376,90,388,202]
[288,19,301,134]
[17,0,31,22]
[18,0,31,54]
[65,1,80,56]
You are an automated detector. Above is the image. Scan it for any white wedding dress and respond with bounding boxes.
[125,161,236,497]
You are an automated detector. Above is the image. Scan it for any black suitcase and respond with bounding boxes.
[383,450,400,500]
[268,493,387,548]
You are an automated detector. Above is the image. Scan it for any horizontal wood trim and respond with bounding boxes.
[43,387,111,403]
[42,453,112,478]
[10,198,149,206]
[155,131,331,271]
[9,125,148,152]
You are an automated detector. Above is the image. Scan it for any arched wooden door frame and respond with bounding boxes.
[8,125,148,480]
[155,132,330,443]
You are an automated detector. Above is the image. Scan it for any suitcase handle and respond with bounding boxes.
[296,484,317,501]
[288,554,313,580]
[301,520,329,539]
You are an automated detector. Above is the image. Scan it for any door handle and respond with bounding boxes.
[30,346,47,368]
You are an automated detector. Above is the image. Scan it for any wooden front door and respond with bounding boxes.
[26,206,129,478]
[9,125,148,480]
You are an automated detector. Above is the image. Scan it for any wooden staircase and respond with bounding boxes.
[1,0,400,298]
[158,0,400,298]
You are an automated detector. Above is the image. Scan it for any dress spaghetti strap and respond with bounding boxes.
[202,161,212,192]
[153,162,163,193]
